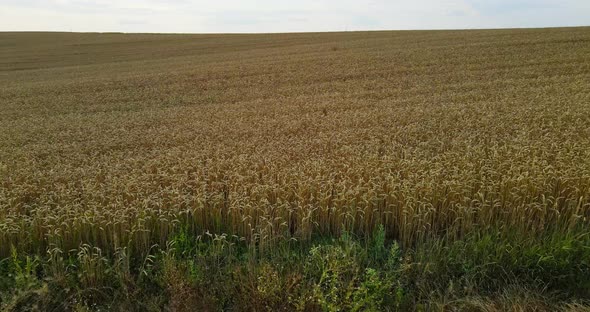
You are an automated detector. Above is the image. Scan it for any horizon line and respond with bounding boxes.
[1,25,589,36]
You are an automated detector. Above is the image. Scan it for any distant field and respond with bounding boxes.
[1,28,590,311]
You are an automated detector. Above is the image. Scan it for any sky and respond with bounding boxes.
[1,0,589,33]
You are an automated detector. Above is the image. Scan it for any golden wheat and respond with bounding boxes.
[0,28,589,257]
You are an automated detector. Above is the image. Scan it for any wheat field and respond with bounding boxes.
[1,28,590,310]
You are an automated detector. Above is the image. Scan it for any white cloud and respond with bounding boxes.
[0,0,588,33]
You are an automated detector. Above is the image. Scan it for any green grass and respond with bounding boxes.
[1,226,588,311]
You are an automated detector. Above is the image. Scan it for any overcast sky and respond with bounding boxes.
[1,0,589,33]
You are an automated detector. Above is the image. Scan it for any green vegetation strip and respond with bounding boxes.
[1,226,589,311]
